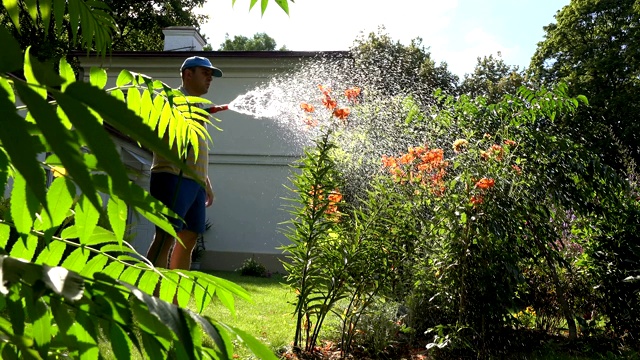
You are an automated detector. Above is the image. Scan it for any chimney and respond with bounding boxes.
[162,26,206,51]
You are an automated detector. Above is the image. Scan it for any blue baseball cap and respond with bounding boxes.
[180,56,223,77]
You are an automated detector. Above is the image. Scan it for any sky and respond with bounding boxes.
[198,0,571,78]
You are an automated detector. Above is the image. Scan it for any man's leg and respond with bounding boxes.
[169,229,199,270]
[146,228,175,268]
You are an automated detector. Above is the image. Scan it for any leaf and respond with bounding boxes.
[159,271,179,303]
[53,0,65,35]
[35,176,74,232]
[23,0,38,23]
[74,310,99,359]
[24,47,63,88]
[115,70,133,87]
[137,269,160,295]
[59,58,76,92]
[127,87,141,115]
[107,195,127,243]
[89,67,107,89]
[102,261,126,279]
[40,0,52,35]
[55,90,133,202]
[9,234,38,262]
[0,223,9,249]
[274,0,290,15]
[176,275,194,308]
[118,267,142,286]
[9,172,39,239]
[1,0,20,31]
[34,241,67,266]
[0,25,22,72]
[61,248,90,273]
[0,88,47,208]
[229,325,279,360]
[25,295,52,350]
[109,323,133,359]
[15,81,99,212]
[79,254,109,278]
[74,194,101,246]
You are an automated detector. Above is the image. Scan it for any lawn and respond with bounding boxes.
[202,271,299,359]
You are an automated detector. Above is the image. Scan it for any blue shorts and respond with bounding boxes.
[150,172,206,234]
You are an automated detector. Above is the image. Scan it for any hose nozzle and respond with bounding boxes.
[208,104,229,114]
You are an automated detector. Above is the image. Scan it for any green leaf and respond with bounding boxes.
[176,275,194,308]
[53,0,65,35]
[55,90,132,201]
[79,254,109,278]
[230,326,279,360]
[102,261,126,279]
[74,310,99,359]
[115,70,133,87]
[10,172,38,240]
[1,0,20,31]
[59,58,76,91]
[159,271,179,303]
[118,267,142,286]
[107,195,127,243]
[40,0,52,35]
[35,176,74,232]
[0,88,47,208]
[140,332,168,359]
[34,241,67,266]
[9,234,38,261]
[27,297,52,350]
[74,194,101,246]
[15,81,100,212]
[137,269,160,295]
[61,248,90,273]
[127,87,141,114]
[109,323,133,359]
[23,0,38,22]
[89,67,107,89]
[274,0,289,15]
[24,47,63,88]
[0,25,22,72]
[0,223,9,249]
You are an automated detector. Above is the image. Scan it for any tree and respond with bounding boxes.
[460,53,525,103]
[529,0,640,170]
[104,0,209,51]
[219,32,288,51]
[350,27,459,105]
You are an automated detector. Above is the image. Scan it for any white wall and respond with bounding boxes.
[77,51,331,270]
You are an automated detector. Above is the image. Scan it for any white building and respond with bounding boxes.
[76,27,347,273]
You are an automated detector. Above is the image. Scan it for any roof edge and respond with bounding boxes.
[69,50,351,59]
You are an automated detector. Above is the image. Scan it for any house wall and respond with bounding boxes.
[77,51,339,273]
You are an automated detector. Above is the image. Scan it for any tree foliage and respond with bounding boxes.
[460,54,525,103]
[0,1,281,358]
[530,0,640,170]
[219,32,287,51]
[350,28,459,106]
[104,0,209,51]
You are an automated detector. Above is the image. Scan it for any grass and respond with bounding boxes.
[202,271,298,359]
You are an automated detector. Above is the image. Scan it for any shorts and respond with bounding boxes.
[150,172,206,234]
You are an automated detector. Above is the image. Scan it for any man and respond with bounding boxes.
[146,56,227,270]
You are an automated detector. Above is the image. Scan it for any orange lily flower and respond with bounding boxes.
[322,96,337,110]
[344,86,361,102]
[300,102,315,113]
[318,84,331,96]
[333,107,350,119]
[475,177,495,189]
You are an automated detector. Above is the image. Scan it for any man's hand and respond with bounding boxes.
[205,176,214,207]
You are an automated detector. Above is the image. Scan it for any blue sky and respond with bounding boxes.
[199,0,570,77]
